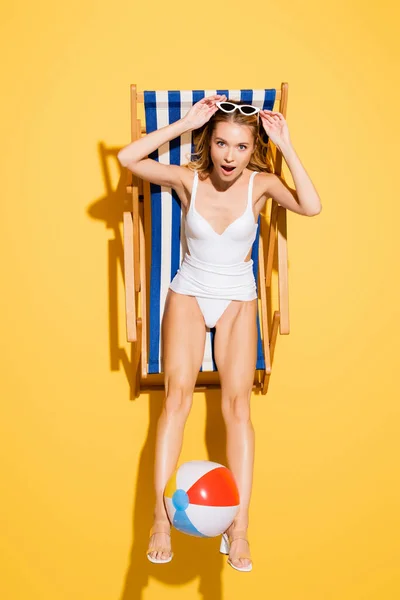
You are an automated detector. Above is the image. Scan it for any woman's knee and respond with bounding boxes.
[163,378,194,418]
[221,391,252,423]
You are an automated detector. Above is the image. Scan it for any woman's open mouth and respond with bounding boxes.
[221,165,236,174]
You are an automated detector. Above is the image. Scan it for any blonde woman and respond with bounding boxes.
[118,94,322,572]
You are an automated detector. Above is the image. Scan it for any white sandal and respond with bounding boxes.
[220,529,253,572]
[147,522,174,564]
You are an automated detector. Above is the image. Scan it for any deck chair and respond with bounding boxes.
[123,84,290,397]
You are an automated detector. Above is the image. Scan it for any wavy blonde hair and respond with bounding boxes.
[184,99,275,178]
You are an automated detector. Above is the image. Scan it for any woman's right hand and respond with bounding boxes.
[183,94,227,130]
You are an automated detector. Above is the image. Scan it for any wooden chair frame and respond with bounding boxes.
[123,83,290,397]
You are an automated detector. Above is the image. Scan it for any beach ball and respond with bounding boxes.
[164,460,240,537]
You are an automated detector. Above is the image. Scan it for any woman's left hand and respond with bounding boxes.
[260,110,292,150]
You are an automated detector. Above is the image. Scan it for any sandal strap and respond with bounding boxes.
[149,525,171,537]
[227,530,250,544]
[147,546,172,553]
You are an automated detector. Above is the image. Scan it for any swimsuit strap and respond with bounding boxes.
[247,171,259,210]
[190,170,199,212]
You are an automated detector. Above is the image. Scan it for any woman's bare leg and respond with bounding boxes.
[148,290,206,560]
[213,298,258,569]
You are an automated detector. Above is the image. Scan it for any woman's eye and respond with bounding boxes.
[216,141,247,150]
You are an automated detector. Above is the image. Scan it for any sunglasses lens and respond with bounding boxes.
[219,102,236,112]
[241,106,258,115]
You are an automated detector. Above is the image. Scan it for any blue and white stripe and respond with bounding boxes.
[144,88,276,374]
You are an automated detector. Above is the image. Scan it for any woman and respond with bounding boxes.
[117,94,322,572]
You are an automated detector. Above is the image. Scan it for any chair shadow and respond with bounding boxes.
[88,141,283,597]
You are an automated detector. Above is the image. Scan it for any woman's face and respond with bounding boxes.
[209,121,255,178]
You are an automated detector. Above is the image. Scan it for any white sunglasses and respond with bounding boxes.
[216,101,261,116]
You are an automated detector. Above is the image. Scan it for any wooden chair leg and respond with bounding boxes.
[262,311,280,394]
[132,318,142,398]
[123,210,137,342]
[269,311,280,365]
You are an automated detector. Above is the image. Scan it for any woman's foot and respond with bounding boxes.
[147,519,173,563]
[224,521,252,571]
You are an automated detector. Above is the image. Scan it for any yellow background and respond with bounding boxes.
[1,1,399,598]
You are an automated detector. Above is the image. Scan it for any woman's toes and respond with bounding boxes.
[233,558,249,568]
[148,530,171,561]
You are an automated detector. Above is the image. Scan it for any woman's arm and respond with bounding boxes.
[259,110,322,217]
[117,94,225,189]
[117,117,194,189]
[117,117,193,167]
[278,143,322,216]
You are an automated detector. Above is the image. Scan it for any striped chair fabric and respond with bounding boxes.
[144,88,276,374]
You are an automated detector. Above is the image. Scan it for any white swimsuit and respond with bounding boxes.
[169,169,260,328]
